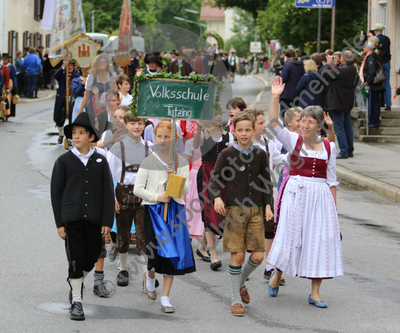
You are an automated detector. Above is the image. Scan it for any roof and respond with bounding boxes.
[200,2,225,21]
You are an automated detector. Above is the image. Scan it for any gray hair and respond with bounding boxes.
[366,41,376,50]
[300,106,324,125]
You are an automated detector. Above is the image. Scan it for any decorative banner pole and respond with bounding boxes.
[164,118,176,221]
[64,63,70,150]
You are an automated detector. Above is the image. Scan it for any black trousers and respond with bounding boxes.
[65,220,102,279]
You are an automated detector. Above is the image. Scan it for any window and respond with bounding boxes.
[34,0,45,21]
[33,33,43,49]
[45,34,51,48]
[8,31,18,64]
[378,2,387,34]
[23,31,31,51]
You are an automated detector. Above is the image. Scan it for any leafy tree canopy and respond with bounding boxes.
[83,0,157,35]
[257,0,367,53]
[208,0,269,19]
[225,8,260,56]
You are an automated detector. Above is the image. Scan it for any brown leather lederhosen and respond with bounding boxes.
[115,140,149,254]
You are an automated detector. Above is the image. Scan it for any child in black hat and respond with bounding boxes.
[50,112,114,321]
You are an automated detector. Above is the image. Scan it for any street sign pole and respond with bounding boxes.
[331,3,336,50]
[317,8,321,53]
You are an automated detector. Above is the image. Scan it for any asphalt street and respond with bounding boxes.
[1,74,400,333]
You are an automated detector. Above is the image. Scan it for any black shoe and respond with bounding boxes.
[117,270,129,286]
[196,248,211,262]
[336,154,348,159]
[384,107,391,111]
[368,124,380,128]
[58,136,64,144]
[93,282,111,297]
[348,154,354,158]
[210,260,222,271]
[70,302,85,321]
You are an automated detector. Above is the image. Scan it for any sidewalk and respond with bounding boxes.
[19,89,56,104]
[254,73,400,204]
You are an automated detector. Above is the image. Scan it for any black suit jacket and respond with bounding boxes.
[51,151,114,228]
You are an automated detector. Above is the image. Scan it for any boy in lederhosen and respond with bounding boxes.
[107,113,153,286]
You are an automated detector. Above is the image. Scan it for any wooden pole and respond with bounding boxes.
[163,121,175,221]
[331,3,336,50]
[64,59,70,150]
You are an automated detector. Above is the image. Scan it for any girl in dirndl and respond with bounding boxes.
[134,121,195,313]
[267,76,343,308]
[193,113,234,270]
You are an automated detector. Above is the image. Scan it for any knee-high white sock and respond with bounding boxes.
[119,252,128,271]
[240,256,259,287]
[70,277,84,303]
[58,126,64,136]
[229,265,242,305]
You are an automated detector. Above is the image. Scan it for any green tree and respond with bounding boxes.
[83,0,157,35]
[153,0,204,36]
[225,8,259,56]
[208,0,269,19]
[257,0,367,53]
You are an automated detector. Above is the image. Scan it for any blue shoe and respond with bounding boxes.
[308,295,328,308]
[268,270,279,297]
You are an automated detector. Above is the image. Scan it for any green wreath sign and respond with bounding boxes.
[130,73,225,119]
[201,30,224,51]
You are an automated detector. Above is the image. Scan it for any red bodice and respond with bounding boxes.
[289,135,331,179]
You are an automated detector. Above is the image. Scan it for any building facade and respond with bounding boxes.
[367,0,399,106]
[0,0,51,64]
[200,2,235,50]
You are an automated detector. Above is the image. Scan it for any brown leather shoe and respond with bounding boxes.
[240,286,250,304]
[230,303,244,316]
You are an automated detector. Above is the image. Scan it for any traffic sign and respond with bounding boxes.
[295,0,335,8]
[250,42,262,53]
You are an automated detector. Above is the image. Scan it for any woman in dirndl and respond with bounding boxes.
[267,76,343,308]
[193,113,234,270]
[134,121,195,313]
[85,53,116,117]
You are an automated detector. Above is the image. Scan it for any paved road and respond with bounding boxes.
[1,77,400,332]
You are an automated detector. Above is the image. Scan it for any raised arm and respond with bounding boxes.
[269,76,285,128]
[324,112,336,142]
[193,122,203,149]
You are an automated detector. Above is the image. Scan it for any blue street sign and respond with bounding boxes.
[295,0,335,8]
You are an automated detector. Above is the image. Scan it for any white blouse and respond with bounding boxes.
[252,135,287,171]
[275,126,339,187]
[134,152,190,205]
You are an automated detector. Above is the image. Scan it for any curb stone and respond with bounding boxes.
[19,92,57,104]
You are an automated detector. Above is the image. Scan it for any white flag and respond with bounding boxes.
[41,0,55,30]
[49,0,86,66]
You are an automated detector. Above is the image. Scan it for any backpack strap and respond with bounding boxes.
[145,140,149,157]
[120,141,126,184]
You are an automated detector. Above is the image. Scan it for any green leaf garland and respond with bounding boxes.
[130,72,225,119]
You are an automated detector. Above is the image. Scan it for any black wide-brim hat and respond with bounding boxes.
[1,53,11,59]
[64,112,100,142]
